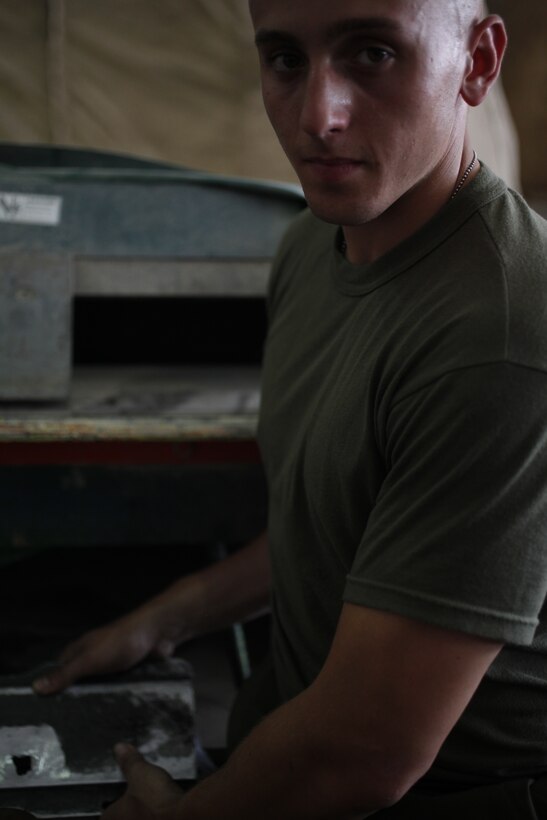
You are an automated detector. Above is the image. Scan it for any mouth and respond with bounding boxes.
[303,157,363,166]
[299,156,365,182]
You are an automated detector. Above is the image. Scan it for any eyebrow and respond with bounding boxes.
[255,17,403,48]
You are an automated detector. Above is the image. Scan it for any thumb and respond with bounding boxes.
[113,743,144,781]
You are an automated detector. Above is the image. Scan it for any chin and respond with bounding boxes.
[305,196,385,227]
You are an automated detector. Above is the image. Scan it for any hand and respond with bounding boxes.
[32,606,177,695]
[101,744,185,820]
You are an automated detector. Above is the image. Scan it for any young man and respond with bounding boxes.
[36,1,547,817]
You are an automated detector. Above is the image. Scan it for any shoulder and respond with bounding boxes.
[475,188,547,369]
[365,177,547,404]
[406,178,547,379]
[478,185,547,253]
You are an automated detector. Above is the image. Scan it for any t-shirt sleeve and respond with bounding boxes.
[344,361,547,646]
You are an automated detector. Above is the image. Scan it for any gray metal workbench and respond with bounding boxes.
[0,365,265,551]
[0,147,292,816]
[0,143,304,401]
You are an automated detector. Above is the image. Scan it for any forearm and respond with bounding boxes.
[102,608,503,820]
[176,687,385,819]
[179,605,500,819]
[137,531,271,645]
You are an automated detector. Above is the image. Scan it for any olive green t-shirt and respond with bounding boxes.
[257,165,547,787]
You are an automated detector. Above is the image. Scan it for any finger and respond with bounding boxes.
[154,639,175,659]
[59,637,89,664]
[113,744,184,810]
[113,743,145,781]
[114,744,176,794]
[32,655,93,694]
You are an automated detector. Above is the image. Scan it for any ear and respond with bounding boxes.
[461,15,508,107]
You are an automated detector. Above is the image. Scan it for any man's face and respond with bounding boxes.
[250,0,471,227]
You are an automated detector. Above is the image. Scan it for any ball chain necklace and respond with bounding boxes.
[340,151,478,257]
[450,150,477,199]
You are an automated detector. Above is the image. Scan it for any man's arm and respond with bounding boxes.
[104,603,502,819]
[34,531,270,693]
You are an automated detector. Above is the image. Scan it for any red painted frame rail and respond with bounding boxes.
[0,439,261,466]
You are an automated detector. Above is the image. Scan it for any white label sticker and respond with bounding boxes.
[0,192,62,226]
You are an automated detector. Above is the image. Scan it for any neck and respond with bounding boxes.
[342,143,479,265]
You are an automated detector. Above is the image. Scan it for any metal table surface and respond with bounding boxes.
[0,364,260,447]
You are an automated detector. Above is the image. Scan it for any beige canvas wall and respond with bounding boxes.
[0,0,293,181]
[0,0,541,195]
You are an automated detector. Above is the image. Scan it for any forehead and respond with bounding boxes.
[249,0,451,36]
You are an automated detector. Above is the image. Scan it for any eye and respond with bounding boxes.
[356,47,393,67]
[268,50,305,73]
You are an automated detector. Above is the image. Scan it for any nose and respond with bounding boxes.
[299,65,351,138]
